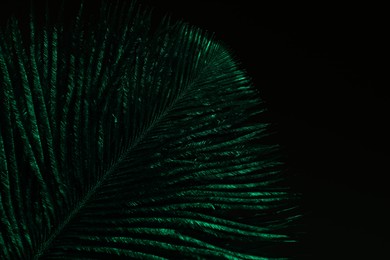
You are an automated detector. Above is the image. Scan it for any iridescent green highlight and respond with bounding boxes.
[0,0,299,258]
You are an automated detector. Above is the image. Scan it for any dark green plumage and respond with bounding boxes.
[0,0,299,258]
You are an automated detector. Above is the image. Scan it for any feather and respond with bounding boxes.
[0,0,300,258]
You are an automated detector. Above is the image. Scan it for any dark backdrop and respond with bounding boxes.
[1,0,388,258]
[141,2,389,258]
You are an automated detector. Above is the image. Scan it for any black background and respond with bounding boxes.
[141,2,388,258]
[1,0,388,258]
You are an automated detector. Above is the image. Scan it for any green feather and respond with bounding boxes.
[0,0,300,258]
